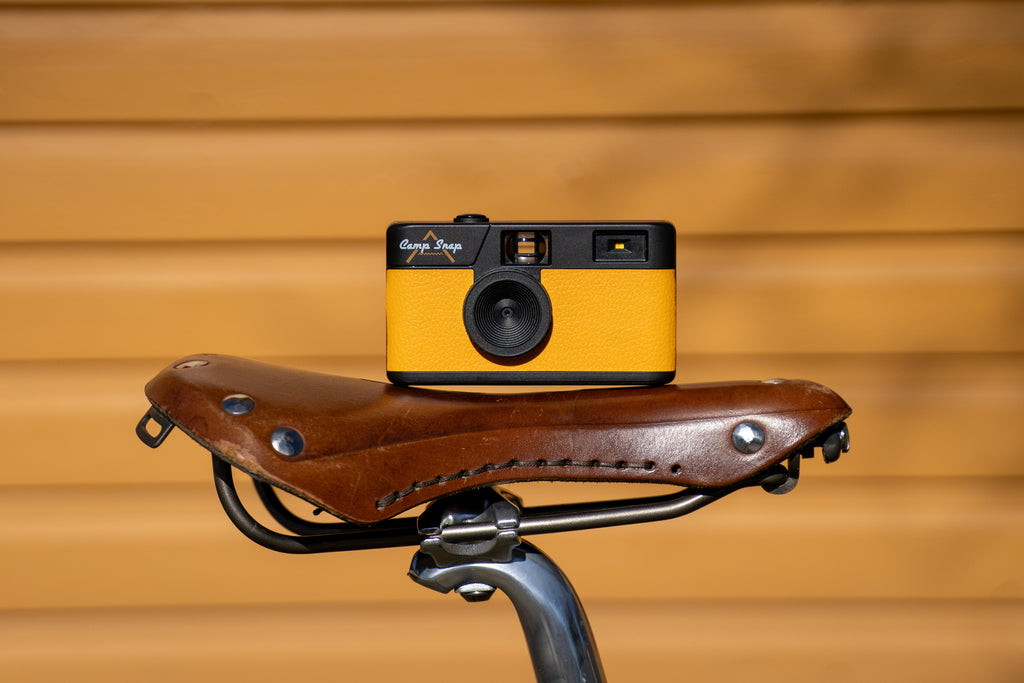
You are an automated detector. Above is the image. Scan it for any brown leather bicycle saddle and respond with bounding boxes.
[141,354,851,525]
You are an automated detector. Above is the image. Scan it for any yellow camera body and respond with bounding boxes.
[386,215,675,385]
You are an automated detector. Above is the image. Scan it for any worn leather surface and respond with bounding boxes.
[144,354,851,525]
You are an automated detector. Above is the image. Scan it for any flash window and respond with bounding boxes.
[594,231,648,262]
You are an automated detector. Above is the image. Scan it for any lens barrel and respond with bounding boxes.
[463,270,552,359]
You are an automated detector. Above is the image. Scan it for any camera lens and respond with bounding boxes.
[463,270,552,359]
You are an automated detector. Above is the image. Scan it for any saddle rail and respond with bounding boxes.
[137,353,852,683]
[137,353,850,553]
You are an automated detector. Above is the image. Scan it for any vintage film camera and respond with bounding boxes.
[386,214,676,385]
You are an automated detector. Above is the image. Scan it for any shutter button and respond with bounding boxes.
[454,214,489,223]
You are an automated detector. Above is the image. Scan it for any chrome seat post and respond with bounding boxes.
[408,488,607,683]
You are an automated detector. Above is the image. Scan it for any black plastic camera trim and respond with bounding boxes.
[386,217,675,271]
[387,370,676,386]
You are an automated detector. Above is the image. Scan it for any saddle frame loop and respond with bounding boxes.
[136,354,851,682]
[208,449,808,555]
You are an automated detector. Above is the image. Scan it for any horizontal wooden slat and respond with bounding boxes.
[0,234,1019,362]
[0,0,529,3]
[1,352,1021,487]
[2,116,1022,242]
[0,0,864,4]
[1,601,1021,683]
[1,3,1022,122]
[0,478,1020,609]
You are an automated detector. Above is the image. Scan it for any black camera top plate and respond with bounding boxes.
[386,215,675,272]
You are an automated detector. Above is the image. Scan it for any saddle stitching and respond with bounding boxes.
[376,458,657,510]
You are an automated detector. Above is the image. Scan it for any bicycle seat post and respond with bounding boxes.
[409,488,607,683]
[137,355,852,680]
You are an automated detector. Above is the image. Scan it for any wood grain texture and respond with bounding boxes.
[1,601,1021,683]
[2,3,1022,122]
[2,116,1022,242]
[1,234,1018,361]
[1,478,1020,609]
[1,352,1021,487]
[1,1,1021,677]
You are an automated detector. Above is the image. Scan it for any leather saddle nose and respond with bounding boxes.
[140,354,851,525]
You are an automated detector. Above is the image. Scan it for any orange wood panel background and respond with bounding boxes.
[0,1,1022,681]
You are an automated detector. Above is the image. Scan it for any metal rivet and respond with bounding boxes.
[221,394,255,415]
[456,582,496,603]
[175,359,209,369]
[731,422,765,454]
[271,427,304,456]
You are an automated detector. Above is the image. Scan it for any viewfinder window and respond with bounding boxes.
[503,231,550,265]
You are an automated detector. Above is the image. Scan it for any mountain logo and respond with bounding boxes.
[398,230,463,263]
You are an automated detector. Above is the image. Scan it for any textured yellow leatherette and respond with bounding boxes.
[386,268,675,373]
